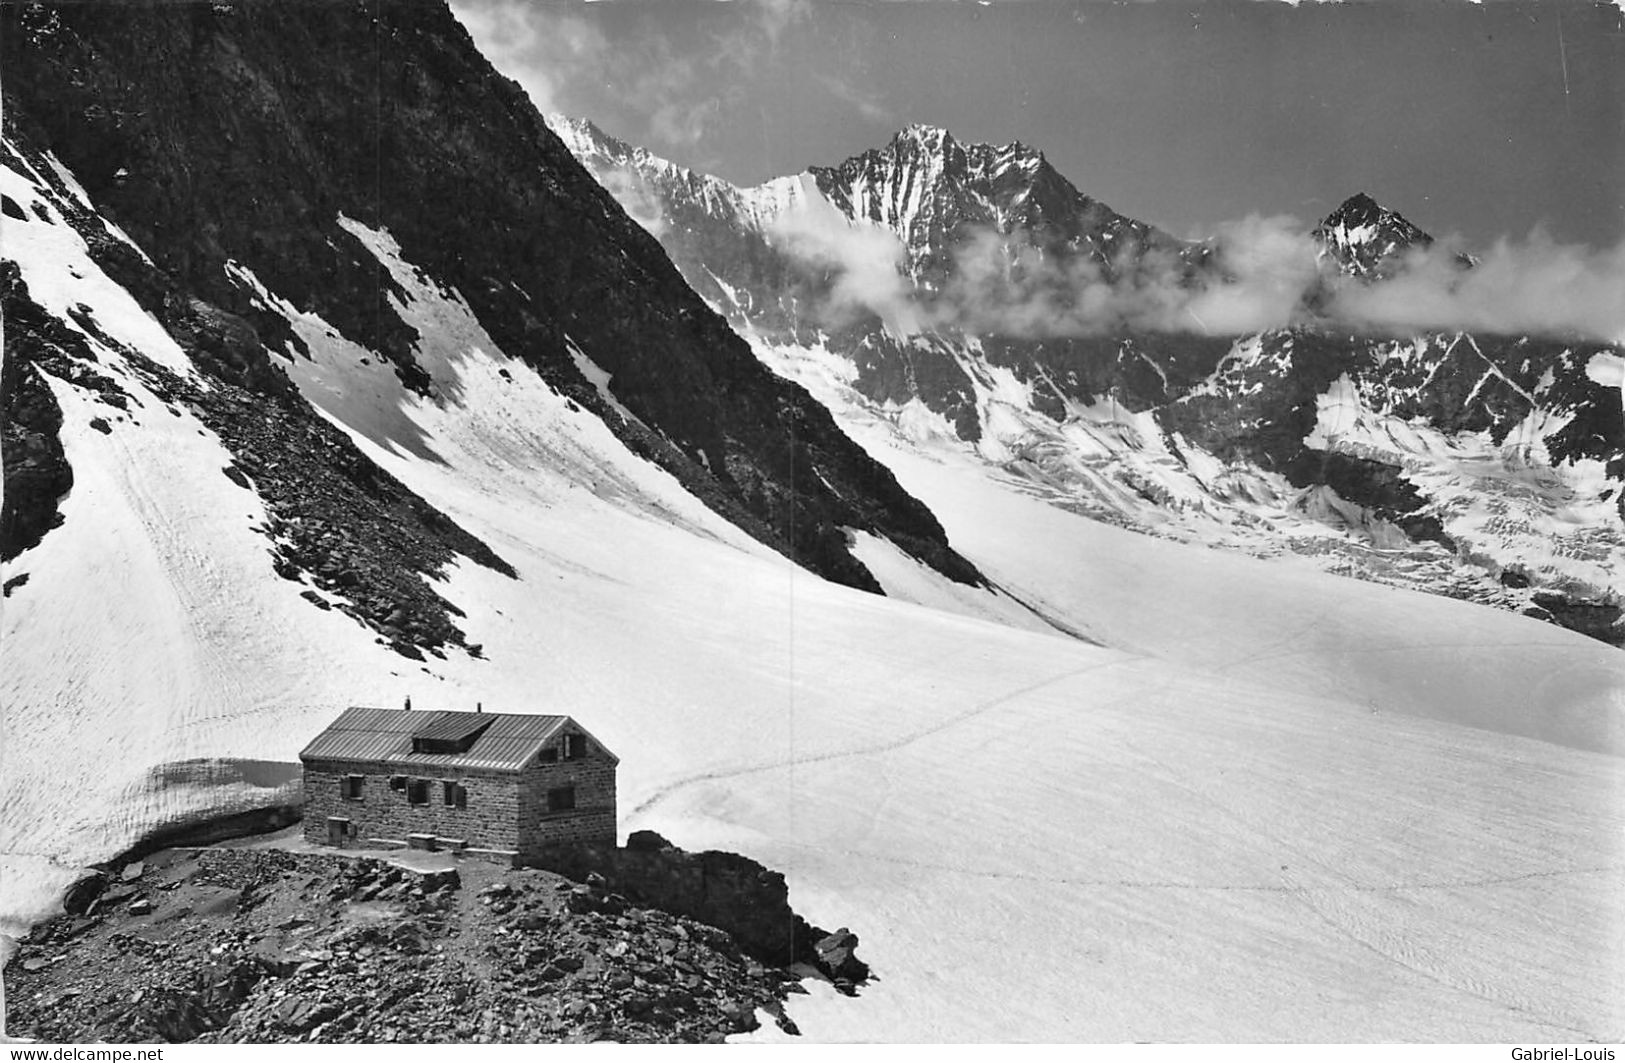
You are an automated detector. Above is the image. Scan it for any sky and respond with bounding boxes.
[450,0,1624,251]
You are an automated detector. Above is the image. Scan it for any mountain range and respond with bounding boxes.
[2,0,1622,1043]
[551,114,1625,645]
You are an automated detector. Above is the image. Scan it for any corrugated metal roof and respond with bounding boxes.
[413,715,494,744]
[299,707,570,772]
[334,705,427,733]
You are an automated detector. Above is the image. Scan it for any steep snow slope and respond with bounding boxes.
[6,151,1623,1042]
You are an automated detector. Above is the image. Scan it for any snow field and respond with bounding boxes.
[4,183,1622,1040]
[749,333,1625,756]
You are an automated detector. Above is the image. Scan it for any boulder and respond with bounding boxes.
[813,928,867,984]
[249,941,302,977]
[62,872,108,916]
[721,999,759,1033]
[418,868,460,893]
[566,886,603,915]
[510,911,551,932]
[625,830,671,852]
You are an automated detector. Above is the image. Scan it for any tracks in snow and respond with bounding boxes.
[629,655,1132,818]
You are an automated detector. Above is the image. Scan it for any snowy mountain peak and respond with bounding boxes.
[543,113,808,233]
[1313,192,1434,277]
[879,122,1050,174]
[544,112,601,147]
[892,122,956,148]
[544,113,631,166]
[544,113,681,180]
[553,115,1176,290]
[804,125,1184,283]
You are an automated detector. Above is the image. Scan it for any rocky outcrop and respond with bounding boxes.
[540,831,867,992]
[1281,450,1451,549]
[1528,593,1625,647]
[0,263,76,562]
[7,845,857,1043]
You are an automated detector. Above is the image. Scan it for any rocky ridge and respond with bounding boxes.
[5,841,866,1044]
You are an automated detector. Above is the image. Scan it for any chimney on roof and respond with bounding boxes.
[476,701,483,714]
[404,695,412,711]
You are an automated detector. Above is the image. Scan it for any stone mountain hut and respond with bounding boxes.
[299,706,617,864]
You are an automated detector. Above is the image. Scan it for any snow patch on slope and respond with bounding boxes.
[2,142,191,375]
[1587,351,1625,390]
[567,343,646,430]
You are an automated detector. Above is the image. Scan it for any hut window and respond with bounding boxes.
[563,734,586,761]
[389,775,407,791]
[407,778,429,805]
[442,781,466,808]
[547,786,576,812]
[342,775,364,801]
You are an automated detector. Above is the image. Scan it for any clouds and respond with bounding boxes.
[816,74,893,124]
[927,218,1329,338]
[450,0,811,155]
[597,169,669,238]
[762,200,1625,343]
[1181,215,1325,336]
[707,0,810,69]
[765,210,1323,339]
[448,0,1621,344]
[766,183,921,333]
[450,2,604,118]
[1328,231,1625,343]
[452,0,716,144]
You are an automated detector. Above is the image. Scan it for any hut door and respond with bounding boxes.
[326,816,349,847]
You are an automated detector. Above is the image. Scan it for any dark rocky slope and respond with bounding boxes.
[6,842,866,1043]
[1,262,81,565]
[2,0,982,594]
[0,125,515,657]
